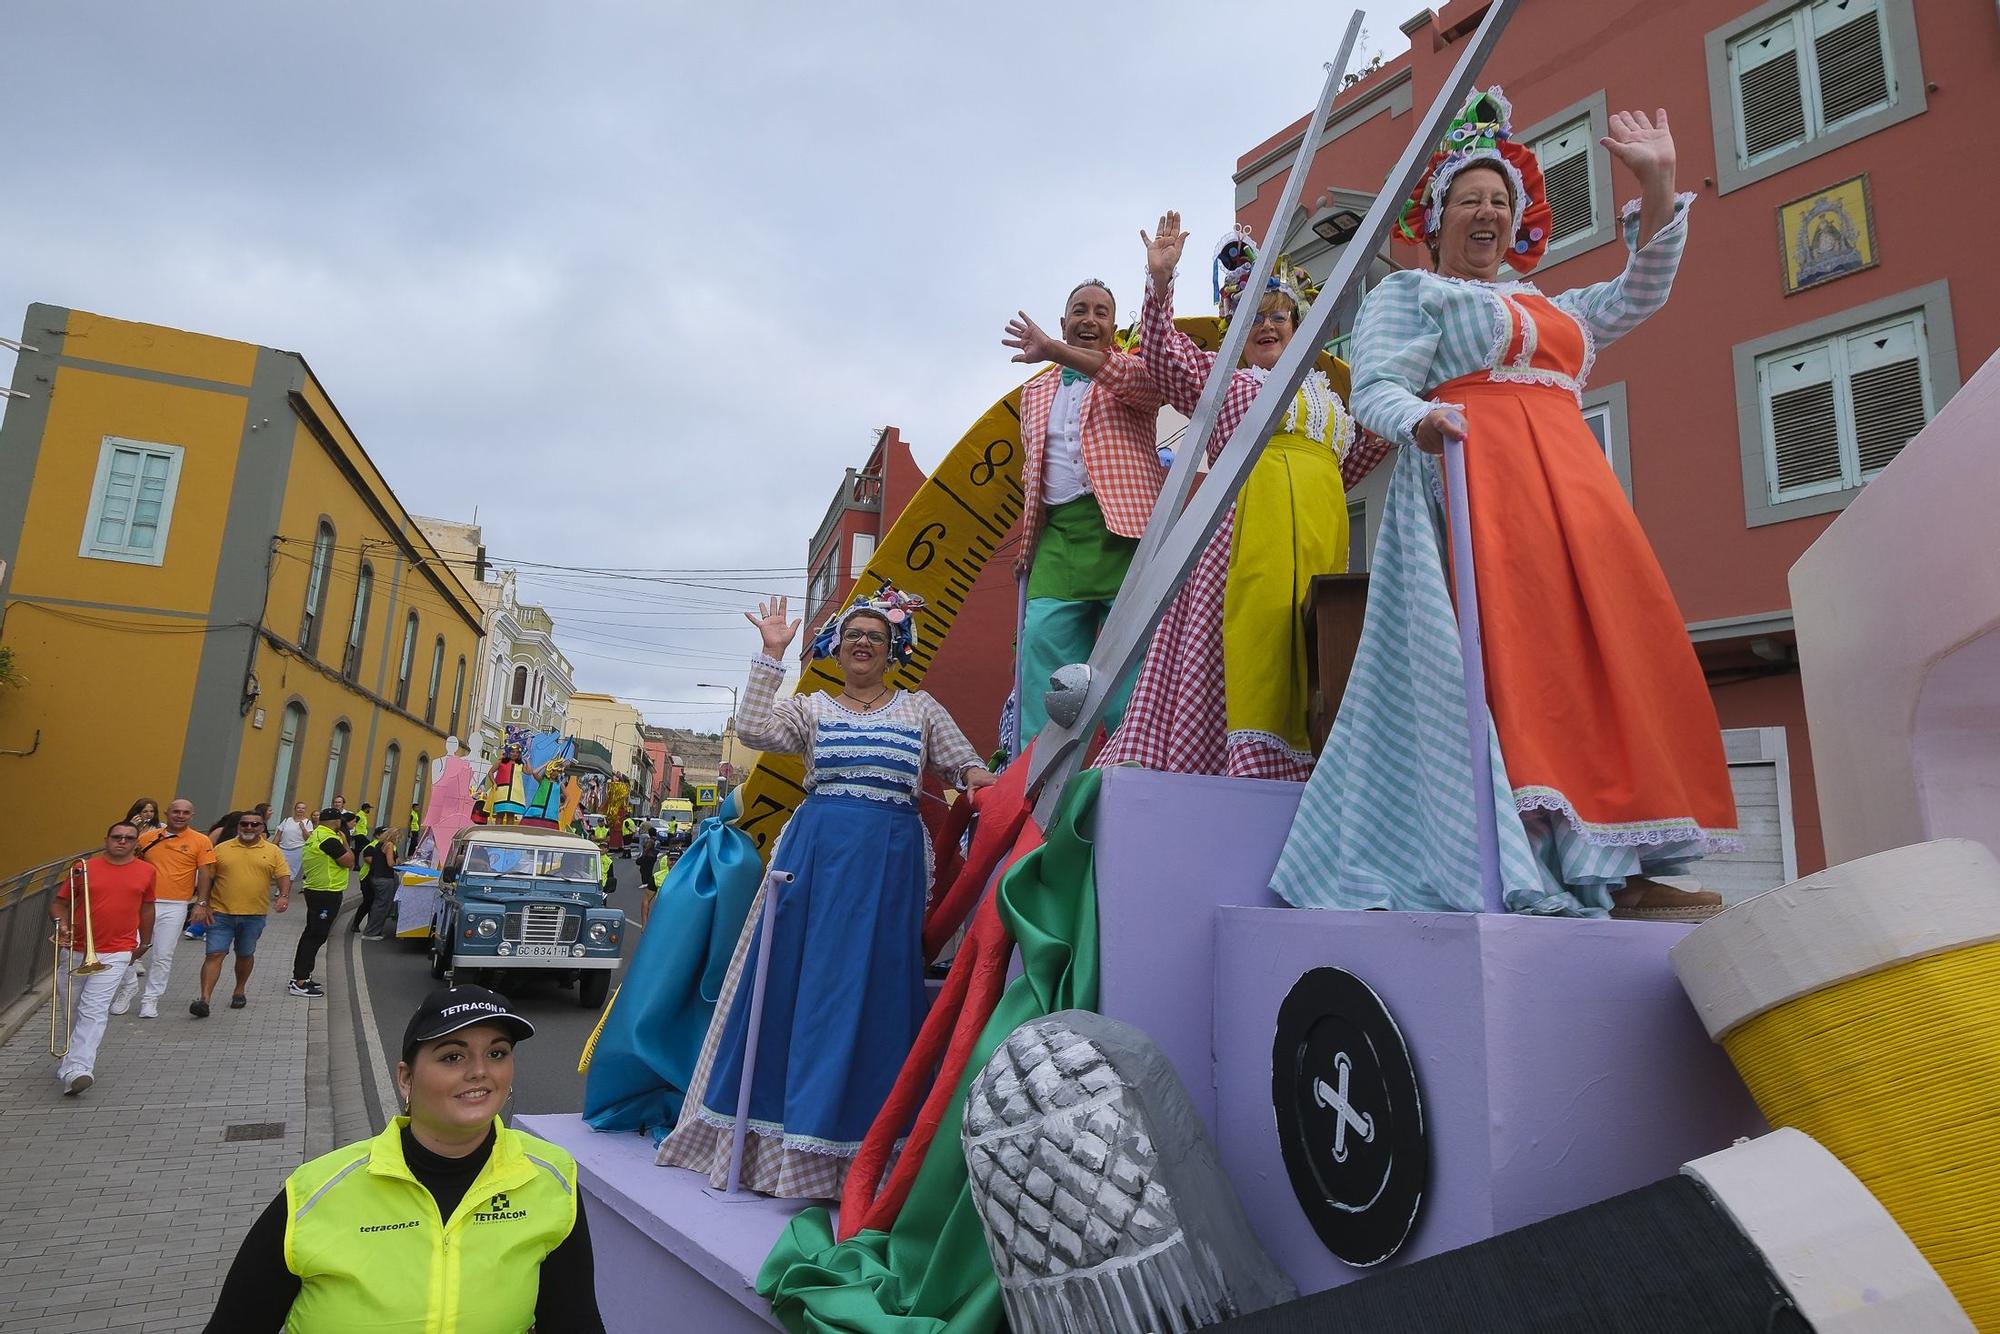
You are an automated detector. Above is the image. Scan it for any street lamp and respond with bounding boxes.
[695,682,739,716]
[1312,206,1364,246]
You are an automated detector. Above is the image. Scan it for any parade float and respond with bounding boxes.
[393,726,607,940]
[523,4,1998,1328]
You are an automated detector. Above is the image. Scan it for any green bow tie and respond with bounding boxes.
[1060,367,1091,387]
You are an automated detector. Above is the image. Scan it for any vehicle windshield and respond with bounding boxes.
[462,842,601,882]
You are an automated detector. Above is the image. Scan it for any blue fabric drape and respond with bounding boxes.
[583,810,762,1140]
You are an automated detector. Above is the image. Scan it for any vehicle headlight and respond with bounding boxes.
[586,921,610,944]
[474,916,501,939]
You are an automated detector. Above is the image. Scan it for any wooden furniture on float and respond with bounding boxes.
[1304,573,1370,756]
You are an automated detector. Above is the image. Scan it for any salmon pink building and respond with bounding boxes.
[1237,0,2000,887]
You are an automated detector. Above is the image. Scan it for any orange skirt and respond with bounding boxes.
[1438,374,1738,845]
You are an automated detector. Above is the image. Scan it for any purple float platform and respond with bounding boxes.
[521,767,1765,1323]
[1091,767,1764,1294]
[517,1113,788,1331]
[1094,766,1295,1137]
[1212,910,1765,1292]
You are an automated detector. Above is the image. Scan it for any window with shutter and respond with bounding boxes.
[1532,118,1595,247]
[1844,317,1930,477]
[1758,311,1932,504]
[80,438,184,566]
[342,563,373,680]
[1811,0,1891,127]
[1727,0,1894,169]
[396,612,420,708]
[1731,16,1808,163]
[1503,94,1614,275]
[301,521,336,652]
[1763,345,1844,499]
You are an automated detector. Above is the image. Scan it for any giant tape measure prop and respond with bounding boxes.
[729,320,1348,858]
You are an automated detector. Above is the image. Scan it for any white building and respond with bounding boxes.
[477,573,573,765]
[414,517,573,768]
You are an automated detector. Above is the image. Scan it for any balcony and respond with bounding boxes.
[808,468,883,568]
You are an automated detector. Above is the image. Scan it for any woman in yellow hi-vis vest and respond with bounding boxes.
[205,986,603,1333]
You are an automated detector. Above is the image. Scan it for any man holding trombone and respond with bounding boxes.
[49,821,157,1096]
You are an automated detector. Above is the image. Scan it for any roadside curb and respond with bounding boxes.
[0,979,49,1051]
[322,890,377,1151]
[301,892,351,1161]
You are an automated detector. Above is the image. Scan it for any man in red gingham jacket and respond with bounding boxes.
[1001,280,1166,743]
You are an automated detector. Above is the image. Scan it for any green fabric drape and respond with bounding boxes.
[756,769,1103,1333]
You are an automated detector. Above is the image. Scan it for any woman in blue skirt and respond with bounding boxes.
[660,588,994,1198]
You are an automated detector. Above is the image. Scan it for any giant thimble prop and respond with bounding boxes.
[1673,839,2000,1327]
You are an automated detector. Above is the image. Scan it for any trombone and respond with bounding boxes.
[49,859,108,1058]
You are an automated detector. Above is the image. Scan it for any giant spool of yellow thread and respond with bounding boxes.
[1672,839,2000,1329]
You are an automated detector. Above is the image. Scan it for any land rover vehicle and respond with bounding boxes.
[430,825,623,1007]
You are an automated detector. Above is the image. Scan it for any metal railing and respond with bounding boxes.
[0,852,89,1016]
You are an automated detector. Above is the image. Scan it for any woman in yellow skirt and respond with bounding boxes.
[1098,213,1389,780]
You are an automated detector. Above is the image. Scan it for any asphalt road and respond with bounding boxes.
[355,853,651,1117]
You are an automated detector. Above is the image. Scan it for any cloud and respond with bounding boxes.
[3,0,1412,726]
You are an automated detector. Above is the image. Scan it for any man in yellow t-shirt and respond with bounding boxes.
[114,797,216,1018]
[190,812,292,1017]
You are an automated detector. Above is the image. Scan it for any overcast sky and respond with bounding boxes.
[6,2,1411,731]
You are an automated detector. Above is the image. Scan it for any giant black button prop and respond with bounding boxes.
[1270,966,1426,1267]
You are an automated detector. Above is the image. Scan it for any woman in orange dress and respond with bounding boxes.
[1272,90,1737,919]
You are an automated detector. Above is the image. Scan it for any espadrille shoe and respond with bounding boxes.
[1612,878,1724,922]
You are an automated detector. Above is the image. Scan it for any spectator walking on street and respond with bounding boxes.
[191,811,291,1017]
[351,832,381,936]
[275,801,312,885]
[358,835,402,939]
[51,823,157,1095]
[290,807,353,998]
[124,797,162,834]
[364,836,406,940]
[113,797,213,1018]
[635,826,659,891]
[189,808,244,943]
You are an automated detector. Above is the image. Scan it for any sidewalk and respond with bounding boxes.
[0,888,353,1332]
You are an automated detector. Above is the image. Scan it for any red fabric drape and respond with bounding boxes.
[840,749,1042,1239]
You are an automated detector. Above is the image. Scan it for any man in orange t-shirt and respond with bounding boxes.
[50,822,157,1095]
[114,796,215,1018]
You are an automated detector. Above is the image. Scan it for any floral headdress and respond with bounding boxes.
[809,584,927,666]
[1393,87,1554,273]
[1213,225,1319,329]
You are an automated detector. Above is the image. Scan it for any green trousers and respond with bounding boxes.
[1017,496,1139,742]
[1019,597,1136,741]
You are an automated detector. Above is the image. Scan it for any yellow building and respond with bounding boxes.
[564,691,654,804]
[0,303,485,873]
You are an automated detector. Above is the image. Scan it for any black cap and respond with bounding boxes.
[400,985,535,1063]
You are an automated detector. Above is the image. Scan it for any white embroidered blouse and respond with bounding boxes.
[735,654,984,804]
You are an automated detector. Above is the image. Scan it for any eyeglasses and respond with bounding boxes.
[1249,310,1292,328]
[107,833,138,842]
[841,629,889,645]
[238,821,264,829]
